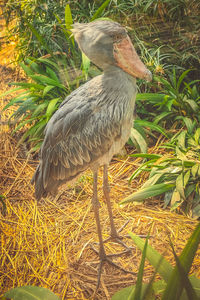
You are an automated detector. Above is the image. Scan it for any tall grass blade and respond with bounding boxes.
[26,22,54,57]
[90,0,112,21]
[132,235,150,300]
[170,242,198,300]
[129,233,173,282]
[162,222,200,300]
[65,4,73,31]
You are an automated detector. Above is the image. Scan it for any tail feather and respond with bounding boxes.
[31,165,46,200]
[31,161,87,200]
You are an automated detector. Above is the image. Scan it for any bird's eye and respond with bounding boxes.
[113,32,127,43]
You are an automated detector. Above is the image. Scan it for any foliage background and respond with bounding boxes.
[0,0,200,299]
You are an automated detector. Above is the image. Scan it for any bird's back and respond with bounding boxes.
[31,69,137,199]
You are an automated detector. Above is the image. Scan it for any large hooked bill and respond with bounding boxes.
[113,36,152,82]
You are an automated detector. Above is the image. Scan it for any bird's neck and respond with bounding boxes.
[102,65,136,93]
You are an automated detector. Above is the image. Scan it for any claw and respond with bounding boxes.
[94,250,136,292]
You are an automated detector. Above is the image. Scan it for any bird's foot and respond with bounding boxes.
[92,248,136,293]
[101,220,134,253]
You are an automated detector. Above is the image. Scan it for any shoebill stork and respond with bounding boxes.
[31,20,152,286]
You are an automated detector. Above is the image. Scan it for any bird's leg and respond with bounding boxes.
[91,170,135,291]
[103,164,119,238]
[92,170,106,261]
[102,165,133,251]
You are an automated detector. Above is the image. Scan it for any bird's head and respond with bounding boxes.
[71,20,152,82]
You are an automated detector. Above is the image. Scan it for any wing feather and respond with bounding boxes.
[32,76,129,199]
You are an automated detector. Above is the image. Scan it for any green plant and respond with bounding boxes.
[136,69,200,132]
[2,57,69,152]
[122,127,200,218]
[2,3,115,152]
[128,118,168,153]
[112,222,200,299]
[3,0,112,60]
[1,286,60,300]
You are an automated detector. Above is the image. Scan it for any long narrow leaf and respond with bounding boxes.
[136,93,167,102]
[135,119,168,138]
[0,87,28,99]
[130,127,147,153]
[4,286,61,300]
[162,222,200,300]
[121,183,175,204]
[65,4,73,31]
[170,242,198,300]
[132,236,149,300]
[46,98,60,118]
[177,69,191,91]
[90,0,112,21]
[129,233,173,282]
[26,22,54,57]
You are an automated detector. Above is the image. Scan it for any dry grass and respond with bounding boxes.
[0,28,199,300]
[0,125,199,299]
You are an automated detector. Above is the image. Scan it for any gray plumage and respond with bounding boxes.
[32,69,136,199]
[31,20,151,200]
[31,20,152,287]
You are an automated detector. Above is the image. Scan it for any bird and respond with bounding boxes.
[31,20,152,288]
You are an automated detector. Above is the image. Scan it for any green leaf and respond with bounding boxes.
[121,183,175,205]
[135,119,168,138]
[129,233,173,282]
[19,62,35,76]
[130,127,147,153]
[46,67,60,82]
[129,158,164,182]
[184,99,199,112]
[26,22,54,57]
[65,4,73,30]
[3,92,30,111]
[132,235,149,300]
[176,130,187,150]
[0,87,27,100]
[43,85,55,96]
[183,170,190,188]
[136,93,167,102]
[112,286,134,300]
[130,153,161,160]
[30,75,66,89]
[4,286,61,300]
[170,189,181,209]
[112,280,166,300]
[142,173,164,189]
[10,82,44,90]
[153,111,174,124]
[180,117,194,134]
[46,98,60,118]
[194,128,200,144]
[170,242,198,300]
[81,52,90,77]
[176,174,185,200]
[175,147,187,160]
[90,0,112,21]
[162,222,200,300]
[177,69,191,91]
[25,58,45,75]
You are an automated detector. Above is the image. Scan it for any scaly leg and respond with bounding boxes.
[103,164,133,251]
[92,170,135,291]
